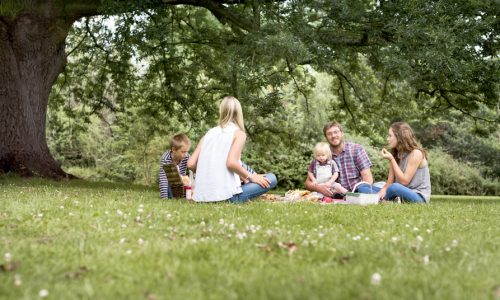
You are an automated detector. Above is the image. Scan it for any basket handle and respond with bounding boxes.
[351,181,371,193]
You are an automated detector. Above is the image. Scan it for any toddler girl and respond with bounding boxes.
[307,142,348,199]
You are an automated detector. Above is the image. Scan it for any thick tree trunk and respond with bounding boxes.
[0,11,73,178]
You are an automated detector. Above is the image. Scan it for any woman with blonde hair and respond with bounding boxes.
[378,122,431,203]
[187,96,277,203]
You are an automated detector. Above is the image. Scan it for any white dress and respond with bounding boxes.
[193,123,242,202]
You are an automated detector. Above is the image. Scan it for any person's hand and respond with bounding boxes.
[381,148,394,161]
[249,173,271,188]
[316,184,333,197]
[377,188,386,200]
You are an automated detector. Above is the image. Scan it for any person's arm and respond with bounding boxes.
[305,176,333,196]
[227,130,271,188]
[324,172,338,187]
[187,137,204,171]
[360,168,374,184]
[329,172,348,194]
[381,148,422,185]
[355,145,373,184]
[307,171,318,185]
[377,165,394,199]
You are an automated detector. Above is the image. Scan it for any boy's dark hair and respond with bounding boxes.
[323,121,343,137]
[170,133,191,150]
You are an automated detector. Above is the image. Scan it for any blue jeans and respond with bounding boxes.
[355,183,381,194]
[384,183,425,203]
[230,173,277,203]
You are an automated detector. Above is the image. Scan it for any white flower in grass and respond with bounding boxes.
[68,212,74,216]
[121,224,127,228]
[138,238,145,245]
[116,209,124,216]
[445,247,451,252]
[105,210,109,215]
[4,252,12,262]
[119,238,126,244]
[137,208,143,213]
[371,273,382,285]
[423,255,430,265]
[219,218,225,225]
[126,249,132,255]
[416,235,424,242]
[352,235,361,241]
[275,221,280,225]
[266,229,273,236]
[405,224,410,228]
[14,274,22,286]
[39,289,49,298]
[451,240,458,247]
[37,213,43,218]
[365,237,370,241]
[318,232,324,238]
[426,229,432,234]
[236,232,247,240]
[391,236,398,242]
[166,213,172,219]
[229,224,235,230]
[59,206,64,209]
[413,227,419,232]
[200,221,206,226]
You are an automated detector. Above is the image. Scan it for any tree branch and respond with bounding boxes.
[286,58,310,114]
[64,0,258,32]
[335,74,357,128]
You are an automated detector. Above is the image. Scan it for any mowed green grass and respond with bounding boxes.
[1,178,499,300]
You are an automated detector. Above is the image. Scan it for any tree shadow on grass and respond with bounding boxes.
[0,173,152,193]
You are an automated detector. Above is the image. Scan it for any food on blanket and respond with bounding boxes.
[260,190,326,203]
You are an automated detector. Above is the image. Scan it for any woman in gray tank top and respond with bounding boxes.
[377,122,431,203]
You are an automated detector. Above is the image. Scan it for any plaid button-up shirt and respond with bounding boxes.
[332,142,372,191]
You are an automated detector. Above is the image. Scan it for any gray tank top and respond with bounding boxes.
[397,152,431,202]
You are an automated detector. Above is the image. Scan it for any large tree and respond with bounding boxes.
[0,0,262,178]
[1,0,498,178]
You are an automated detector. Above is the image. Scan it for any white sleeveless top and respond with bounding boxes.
[193,123,242,202]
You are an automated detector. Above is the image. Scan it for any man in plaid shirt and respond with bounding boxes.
[305,121,381,198]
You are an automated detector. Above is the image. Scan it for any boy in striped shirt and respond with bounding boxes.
[159,133,191,199]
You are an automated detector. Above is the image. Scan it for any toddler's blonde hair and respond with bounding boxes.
[313,142,332,160]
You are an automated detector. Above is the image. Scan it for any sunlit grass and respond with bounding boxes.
[1,177,499,299]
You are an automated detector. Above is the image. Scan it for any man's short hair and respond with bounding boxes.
[323,121,343,137]
[170,133,191,150]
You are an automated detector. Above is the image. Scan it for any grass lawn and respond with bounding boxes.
[1,177,499,300]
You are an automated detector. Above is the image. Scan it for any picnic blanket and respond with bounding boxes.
[260,190,321,203]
